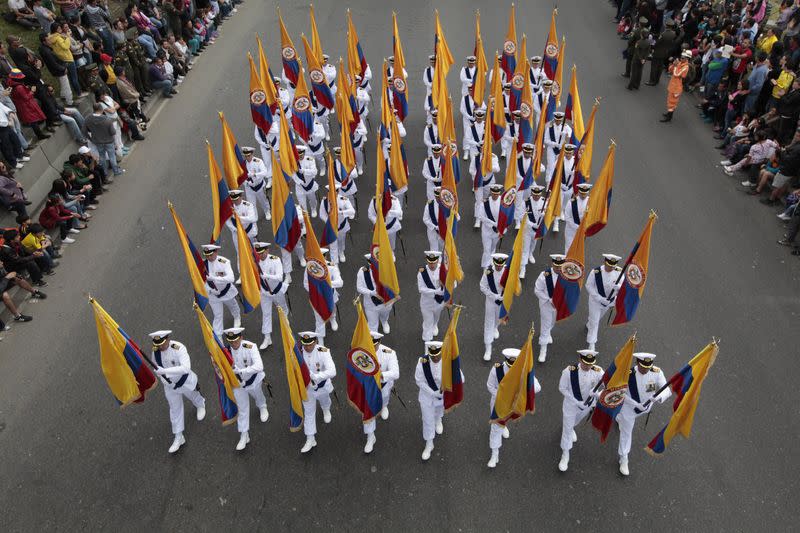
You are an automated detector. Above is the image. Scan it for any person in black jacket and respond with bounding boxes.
[775,79,800,144]
[38,33,73,106]
[647,19,679,85]
[0,229,46,286]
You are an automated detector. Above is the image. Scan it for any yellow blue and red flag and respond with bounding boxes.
[277,104,299,178]
[584,142,615,237]
[291,63,314,142]
[591,334,636,442]
[271,150,302,253]
[391,12,409,121]
[646,341,718,455]
[207,140,233,243]
[346,9,368,77]
[340,111,357,175]
[491,325,537,425]
[233,212,261,313]
[302,209,335,322]
[308,4,324,63]
[335,58,357,135]
[489,57,507,142]
[90,297,157,407]
[552,36,566,106]
[575,100,598,190]
[193,303,238,425]
[537,145,565,240]
[476,118,495,191]
[389,118,409,194]
[277,307,310,431]
[441,306,463,411]
[278,8,300,86]
[370,196,400,302]
[565,65,584,143]
[168,202,208,310]
[255,34,279,114]
[346,301,384,422]
[542,8,559,78]
[473,11,488,106]
[497,142,517,236]
[248,52,273,136]
[519,57,535,147]
[509,35,527,113]
[440,142,458,221]
[612,212,656,326]
[302,34,334,110]
[375,136,393,217]
[321,151,338,247]
[499,222,525,322]
[531,98,549,175]
[442,210,463,303]
[553,217,586,322]
[501,4,517,79]
[219,111,247,188]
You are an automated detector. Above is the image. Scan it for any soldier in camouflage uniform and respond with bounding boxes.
[125,28,151,96]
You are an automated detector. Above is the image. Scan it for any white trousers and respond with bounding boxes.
[303,383,333,436]
[364,297,392,331]
[586,299,612,345]
[363,381,394,435]
[564,222,578,255]
[280,244,305,274]
[233,376,267,433]
[245,185,271,220]
[355,146,365,173]
[426,227,442,252]
[163,377,205,434]
[260,292,288,336]
[489,423,507,450]
[209,296,241,336]
[329,228,348,263]
[520,224,539,275]
[538,299,556,346]
[480,229,500,268]
[617,412,640,457]
[561,401,591,451]
[484,297,500,345]
[296,187,318,214]
[388,230,398,251]
[419,398,444,441]
[420,299,445,341]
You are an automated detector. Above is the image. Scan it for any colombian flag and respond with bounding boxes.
[530,95,548,169]
[168,202,208,310]
[509,35,527,113]
[542,9,559,79]
[375,139,393,217]
[302,209,335,322]
[308,4,324,64]
[335,58,356,134]
[434,10,455,73]
[518,59,535,148]
[278,8,300,86]
[271,150,302,253]
[612,212,656,326]
[442,210,463,303]
[575,101,598,189]
[591,334,636,442]
[233,212,261,313]
[440,142,458,217]
[207,141,233,244]
[194,304,238,425]
[473,12,488,106]
[255,35,279,114]
[441,306,463,411]
[291,64,314,142]
[565,65,584,141]
[431,34,450,115]
[476,122,495,191]
[346,301,384,423]
[646,341,719,455]
[553,217,586,322]
[340,114,357,175]
[370,196,400,302]
[391,12,409,121]
[489,57,506,142]
[583,143,615,237]
[491,326,537,424]
[501,4,517,79]
[498,222,525,322]
[389,118,409,194]
[219,111,247,188]
[277,307,310,431]
[379,60,393,141]
[321,151,338,247]
[302,35,334,110]
[497,143,517,236]
[248,53,273,136]
[552,37,566,105]
[277,105,299,179]
[90,298,157,406]
[537,146,565,240]
[347,9,368,76]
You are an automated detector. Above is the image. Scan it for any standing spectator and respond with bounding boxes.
[6,69,50,140]
[0,100,27,169]
[757,26,779,55]
[768,55,797,110]
[730,38,754,84]
[84,0,115,55]
[38,32,73,106]
[704,49,729,99]
[54,0,83,20]
[646,18,678,85]
[745,52,770,113]
[84,101,124,175]
[47,22,84,97]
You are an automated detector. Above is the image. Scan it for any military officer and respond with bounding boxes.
[385,55,407,82]
[487,347,542,468]
[322,54,337,97]
[356,254,396,333]
[224,327,269,452]
[422,143,444,201]
[148,330,207,454]
[242,146,271,221]
[225,189,258,279]
[646,19,678,85]
[585,254,624,351]
[352,119,368,175]
[543,112,573,185]
[480,253,507,361]
[362,331,400,454]
[254,242,288,350]
[554,143,577,232]
[319,183,356,263]
[423,54,436,95]
[533,79,554,127]
[529,55,549,94]
[460,85,478,159]
[355,77,371,121]
[423,110,441,157]
[299,332,337,453]
[332,147,358,210]
[280,206,307,283]
[464,109,487,163]
[415,341,448,461]
[626,18,652,91]
[617,352,671,476]
[557,349,604,472]
[479,184,504,268]
[422,187,445,252]
[520,184,546,279]
[417,250,447,342]
[514,143,537,228]
[501,109,521,160]
[367,193,403,252]
[202,244,241,336]
[470,140,500,228]
[294,145,319,217]
[564,183,592,254]
[357,61,373,94]
[460,55,478,96]
[534,254,565,362]
[307,119,327,176]
[302,247,342,345]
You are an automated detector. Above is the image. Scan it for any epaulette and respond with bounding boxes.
[361,266,368,272]
[592,365,602,372]
[485,268,493,275]
[651,366,661,373]
[494,362,502,368]
[628,368,634,374]
[419,267,424,273]
[381,347,392,353]
[243,341,254,349]
[594,267,602,273]
[426,156,432,160]
[420,356,429,363]
[614,266,622,271]
[218,257,227,263]
[171,342,180,349]
[268,254,277,259]
[318,346,328,352]
[568,365,577,371]
[544,271,551,276]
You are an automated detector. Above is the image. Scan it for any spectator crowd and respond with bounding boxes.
[0,0,241,331]
[613,0,800,257]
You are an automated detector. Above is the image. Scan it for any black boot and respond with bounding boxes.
[660,111,673,123]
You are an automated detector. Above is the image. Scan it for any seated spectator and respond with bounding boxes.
[21,223,58,271]
[31,0,56,34]
[0,165,30,215]
[76,144,110,186]
[50,176,90,217]
[5,0,39,30]
[0,97,28,169]
[0,229,47,286]
[7,69,50,140]
[723,129,779,179]
[45,85,88,144]
[63,154,102,200]
[0,260,46,323]
[53,0,83,21]
[760,131,800,205]
[147,55,177,98]
[14,213,58,260]
[114,66,148,128]
[38,194,82,244]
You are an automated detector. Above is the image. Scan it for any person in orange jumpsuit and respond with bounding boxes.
[661,50,693,123]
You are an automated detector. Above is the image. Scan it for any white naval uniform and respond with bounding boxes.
[245,156,272,220]
[368,196,402,251]
[422,155,443,201]
[231,340,267,433]
[478,196,502,268]
[258,253,288,338]
[521,195,545,277]
[618,366,671,458]
[529,65,549,94]
[543,121,573,185]
[470,153,499,226]
[254,123,277,171]
[514,155,536,223]
[460,94,477,153]
[460,65,477,96]
[488,362,542,450]
[532,89,551,127]
[153,341,205,434]
[353,121,368,173]
[356,266,394,332]
[559,363,604,451]
[319,194,355,263]
[294,155,319,215]
[322,63,337,92]
[333,159,358,201]
[464,120,486,162]
[417,262,447,341]
[302,344,337,437]
[423,123,440,157]
[303,261,343,343]
[564,195,589,254]
[363,344,400,435]
[423,65,434,95]
[559,154,577,223]
[280,206,306,277]
[415,357,444,442]
[356,87,370,119]
[358,64,373,93]
[585,266,624,346]
[534,267,558,347]
[306,122,327,174]
[422,199,444,252]
[205,255,241,335]
[480,267,504,348]
[226,200,259,246]
[501,120,519,160]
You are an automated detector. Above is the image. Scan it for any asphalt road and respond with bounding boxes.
[1,1,798,531]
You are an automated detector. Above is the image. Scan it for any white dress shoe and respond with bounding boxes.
[260,336,272,350]
[300,436,317,453]
[552,219,560,232]
[235,277,241,285]
[339,254,346,262]
[483,346,491,361]
[487,449,499,468]
[299,257,307,267]
[381,321,390,334]
[364,433,376,454]
[421,441,434,461]
[514,221,521,230]
[572,429,577,442]
[265,213,272,220]
[433,326,438,336]
[473,219,481,229]
[502,426,510,439]
[323,408,332,423]
[435,418,443,435]
[558,451,569,472]
[168,433,185,454]
[331,317,339,331]
[538,345,547,363]
[380,406,389,420]
[236,431,250,451]
[528,254,536,264]
[519,269,525,279]
[260,405,269,422]
[619,456,630,476]
[196,405,206,421]
[493,328,499,339]
[311,209,318,217]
